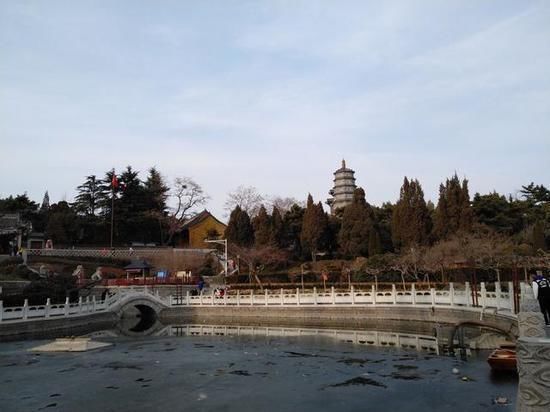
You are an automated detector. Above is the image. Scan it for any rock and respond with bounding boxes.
[452,368,459,374]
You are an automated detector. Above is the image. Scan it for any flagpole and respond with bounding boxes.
[110,169,115,248]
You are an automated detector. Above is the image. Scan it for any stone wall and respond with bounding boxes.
[160,305,517,339]
[0,312,117,342]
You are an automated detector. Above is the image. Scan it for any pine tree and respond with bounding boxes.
[252,205,271,247]
[339,188,375,258]
[433,174,473,240]
[392,177,432,250]
[143,167,170,244]
[144,167,169,212]
[283,204,305,256]
[300,195,329,260]
[368,227,382,256]
[40,191,50,211]
[74,175,102,216]
[532,220,547,251]
[270,206,285,248]
[226,206,254,247]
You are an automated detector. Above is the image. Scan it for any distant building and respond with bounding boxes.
[175,210,227,249]
[326,159,358,215]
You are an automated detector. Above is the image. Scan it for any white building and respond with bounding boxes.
[326,159,357,215]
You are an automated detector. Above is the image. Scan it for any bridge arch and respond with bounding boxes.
[109,293,168,319]
[448,320,516,351]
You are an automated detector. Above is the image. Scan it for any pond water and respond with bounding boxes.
[0,322,517,412]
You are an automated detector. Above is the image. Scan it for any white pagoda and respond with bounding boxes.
[326,159,357,215]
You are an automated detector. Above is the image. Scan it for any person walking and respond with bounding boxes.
[532,272,550,326]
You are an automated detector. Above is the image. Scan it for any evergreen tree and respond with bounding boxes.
[300,195,329,260]
[45,201,78,245]
[339,188,376,258]
[532,220,547,251]
[143,167,169,244]
[433,174,473,239]
[226,206,254,247]
[74,175,101,216]
[392,177,432,250]
[270,206,285,247]
[472,192,524,234]
[117,166,148,243]
[252,205,272,247]
[368,227,382,256]
[40,191,50,211]
[372,202,394,253]
[144,167,169,212]
[282,204,305,256]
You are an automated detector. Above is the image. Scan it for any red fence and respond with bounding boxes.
[102,276,199,287]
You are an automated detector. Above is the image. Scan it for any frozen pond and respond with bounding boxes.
[0,325,517,412]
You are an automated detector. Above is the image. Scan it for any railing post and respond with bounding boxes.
[411,284,416,305]
[85,296,90,313]
[78,296,83,313]
[480,282,487,309]
[508,281,514,311]
[465,282,471,307]
[351,285,355,305]
[251,289,254,306]
[313,287,318,305]
[186,290,190,306]
[23,299,29,320]
[0,300,3,322]
[212,289,215,306]
[392,284,397,304]
[372,285,376,305]
[265,289,268,306]
[296,288,300,306]
[331,286,336,305]
[45,298,51,317]
[237,290,240,306]
[64,297,70,316]
[224,290,228,306]
[92,296,96,312]
[495,281,502,311]
[280,288,284,306]
[199,290,203,306]
[430,288,436,306]
[449,283,455,306]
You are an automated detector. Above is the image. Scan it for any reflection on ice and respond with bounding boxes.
[152,324,440,354]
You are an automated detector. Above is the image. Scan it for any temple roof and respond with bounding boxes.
[124,259,152,270]
[181,210,227,230]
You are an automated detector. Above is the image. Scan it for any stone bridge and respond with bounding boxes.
[107,291,168,318]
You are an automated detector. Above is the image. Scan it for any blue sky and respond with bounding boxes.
[1,0,549,219]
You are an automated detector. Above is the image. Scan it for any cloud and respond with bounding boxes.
[0,1,549,219]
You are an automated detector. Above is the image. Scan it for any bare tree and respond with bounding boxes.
[267,196,304,213]
[165,177,209,244]
[224,185,264,217]
[229,244,288,290]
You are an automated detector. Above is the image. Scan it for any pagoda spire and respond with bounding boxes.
[342,159,346,169]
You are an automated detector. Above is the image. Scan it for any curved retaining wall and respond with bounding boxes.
[160,305,518,337]
[0,312,117,342]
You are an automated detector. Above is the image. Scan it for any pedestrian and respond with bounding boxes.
[532,272,550,326]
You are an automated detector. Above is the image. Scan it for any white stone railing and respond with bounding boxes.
[0,294,119,323]
[1,281,520,324]
[23,247,213,261]
[164,324,440,354]
[170,282,519,316]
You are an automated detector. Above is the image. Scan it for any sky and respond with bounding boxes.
[1,0,549,220]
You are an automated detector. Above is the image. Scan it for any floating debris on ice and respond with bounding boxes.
[29,338,111,352]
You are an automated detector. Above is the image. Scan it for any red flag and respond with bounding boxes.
[111,172,118,190]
